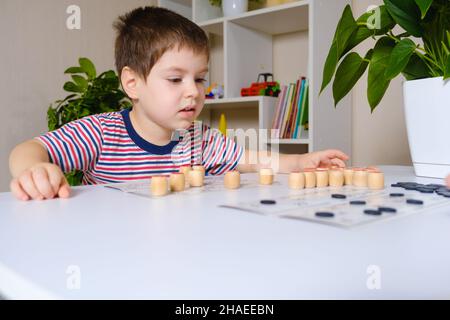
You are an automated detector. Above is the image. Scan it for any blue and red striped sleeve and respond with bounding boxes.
[35,115,103,173]
[201,125,244,175]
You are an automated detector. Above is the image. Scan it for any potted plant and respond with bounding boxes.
[320,0,450,178]
[47,57,131,185]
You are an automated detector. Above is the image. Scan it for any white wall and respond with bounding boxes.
[0,0,154,191]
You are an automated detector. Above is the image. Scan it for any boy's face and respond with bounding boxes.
[132,46,208,131]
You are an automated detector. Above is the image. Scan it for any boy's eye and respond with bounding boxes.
[168,78,207,84]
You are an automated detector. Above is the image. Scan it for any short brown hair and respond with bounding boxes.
[113,6,209,79]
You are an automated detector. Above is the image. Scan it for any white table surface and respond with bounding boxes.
[1,165,450,299]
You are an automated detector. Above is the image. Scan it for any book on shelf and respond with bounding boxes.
[298,80,309,138]
[271,76,308,139]
[270,85,287,138]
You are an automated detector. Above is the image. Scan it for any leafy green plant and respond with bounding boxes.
[320,0,450,112]
[209,0,221,7]
[47,57,131,185]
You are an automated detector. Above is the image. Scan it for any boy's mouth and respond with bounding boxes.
[179,105,195,112]
[178,105,196,118]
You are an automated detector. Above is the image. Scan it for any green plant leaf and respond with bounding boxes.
[65,170,84,186]
[64,67,83,74]
[79,57,96,79]
[333,50,372,106]
[320,5,358,94]
[47,106,58,131]
[401,54,431,80]
[71,75,88,90]
[384,0,423,37]
[367,37,396,112]
[414,0,433,19]
[343,5,396,55]
[444,55,450,80]
[63,81,83,93]
[385,38,417,79]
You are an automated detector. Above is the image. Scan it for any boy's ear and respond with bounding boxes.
[120,67,140,100]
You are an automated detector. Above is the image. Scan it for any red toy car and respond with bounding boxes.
[241,73,281,97]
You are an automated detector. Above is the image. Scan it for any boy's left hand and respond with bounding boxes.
[300,149,349,169]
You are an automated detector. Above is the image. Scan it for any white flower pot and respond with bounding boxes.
[403,77,450,178]
[222,0,248,17]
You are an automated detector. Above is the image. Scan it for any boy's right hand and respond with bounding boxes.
[10,163,71,201]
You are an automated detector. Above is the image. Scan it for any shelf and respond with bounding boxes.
[159,0,353,156]
[198,18,223,35]
[268,137,309,145]
[197,0,309,35]
[268,128,310,144]
[203,96,276,110]
[171,0,191,5]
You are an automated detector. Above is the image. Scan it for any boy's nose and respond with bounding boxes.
[184,80,201,99]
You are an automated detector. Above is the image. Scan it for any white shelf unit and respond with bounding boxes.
[157,0,352,157]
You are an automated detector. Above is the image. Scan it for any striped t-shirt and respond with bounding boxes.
[36,109,243,184]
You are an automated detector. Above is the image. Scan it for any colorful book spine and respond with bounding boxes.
[279,83,293,138]
[297,79,309,139]
[290,77,304,138]
[285,79,301,138]
[293,78,306,138]
[271,85,287,138]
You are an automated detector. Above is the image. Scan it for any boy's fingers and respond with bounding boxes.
[47,168,64,195]
[19,171,44,200]
[446,175,450,188]
[330,158,346,168]
[32,167,56,199]
[57,179,71,199]
[10,178,30,201]
[318,158,331,167]
[324,149,349,161]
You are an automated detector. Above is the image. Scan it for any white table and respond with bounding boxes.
[1,166,450,299]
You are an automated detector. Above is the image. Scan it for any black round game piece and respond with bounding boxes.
[440,192,450,198]
[404,186,418,190]
[391,183,402,188]
[364,209,382,216]
[406,199,424,205]
[315,212,335,218]
[332,194,346,199]
[416,188,434,194]
[422,185,440,191]
[260,200,276,205]
[427,184,445,188]
[350,200,366,205]
[378,206,397,213]
[398,182,419,186]
[390,193,404,197]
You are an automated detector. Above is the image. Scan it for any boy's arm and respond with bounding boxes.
[236,149,299,173]
[9,139,70,201]
[9,139,49,177]
[236,149,348,173]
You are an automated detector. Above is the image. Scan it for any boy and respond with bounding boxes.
[9,6,348,201]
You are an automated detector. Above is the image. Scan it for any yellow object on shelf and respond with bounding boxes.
[219,113,227,136]
[264,0,295,8]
